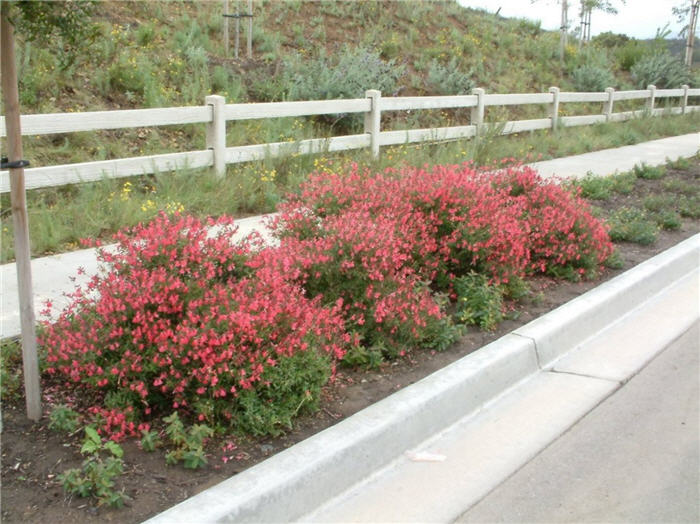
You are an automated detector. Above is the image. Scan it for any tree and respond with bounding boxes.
[577,0,625,48]
[673,1,700,67]
[530,0,570,61]
[8,0,98,69]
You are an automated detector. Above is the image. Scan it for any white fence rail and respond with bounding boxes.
[1,84,698,193]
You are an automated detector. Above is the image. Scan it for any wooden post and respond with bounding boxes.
[603,87,615,122]
[471,88,485,135]
[247,0,253,59]
[646,84,656,113]
[223,0,229,56]
[1,4,42,422]
[364,90,381,159]
[681,84,689,114]
[559,0,568,62]
[548,86,560,130]
[205,95,226,177]
[235,0,240,59]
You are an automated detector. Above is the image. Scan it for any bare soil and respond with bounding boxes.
[1,161,698,523]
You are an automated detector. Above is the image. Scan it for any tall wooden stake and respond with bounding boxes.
[223,0,229,56]
[1,3,42,421]
[247,0,253,59]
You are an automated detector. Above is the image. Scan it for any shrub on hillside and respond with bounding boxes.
[571,64,615,92]
[631,52,691,89]
[284,46,405,101]
[426,58,474,95]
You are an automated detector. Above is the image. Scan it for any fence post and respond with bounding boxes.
[364,89,381,159]
[205,95,226,177]
[471,87,485,135]
[548,86,560,130]
[681,84,689,114]
[646,84,656,113]
[603,87,615,122]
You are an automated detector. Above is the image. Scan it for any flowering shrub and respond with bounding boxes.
[41,161,613,440]
[42,213,348,438]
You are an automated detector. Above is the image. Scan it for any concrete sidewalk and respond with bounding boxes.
[2,133,697,340]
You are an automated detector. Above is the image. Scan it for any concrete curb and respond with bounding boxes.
[145,234,700,524]
[514,234,700,368]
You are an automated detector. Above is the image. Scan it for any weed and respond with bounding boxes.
[662,178,697,196]
[679,195,700,218]
[633,163,666,180]
[454,272,504,330]
[140,429,162,452]
[607,207,658,245]
[575,174,613,200]
[0,338,23,402]
[610,172,636,194]
[49,405,81,433]
[58,427,128,508]
[163,413,212,469]
[643,195,675,213]
[652,210,682,230]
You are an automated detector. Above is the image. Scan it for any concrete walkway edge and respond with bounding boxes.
[144,235,700,523]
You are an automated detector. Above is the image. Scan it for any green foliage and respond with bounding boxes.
[49,405,81,433]
[604,248,624,269]
[643,194,675,213]
[652,210,682,230]
[163,413,212,469]
[678,195,700,218]
[633,162,666,180]
[234,349,332,436]
[575,174,613,200]
[139,429,162,452]
[11,0,99,69]
[426,57,474,95]
[571,64,615,92]
[454,272,504,331]
[283,46,405,101]
[609,172,636,194]
[615,40,647,71]
[631,52,691,89]
[0,338,23,402]
[58,427,127,508]
[607,207,658,245]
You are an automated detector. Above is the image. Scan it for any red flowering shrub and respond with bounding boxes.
[41,213,348,438]
[41,161,613,441]
[490,166,614,279]
[261,209,457,363]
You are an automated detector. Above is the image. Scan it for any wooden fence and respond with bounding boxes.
[1,84,698,193]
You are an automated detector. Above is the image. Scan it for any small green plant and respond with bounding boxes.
[610,172,636,195]
[643,194,675,213]
[662,178,697,196]
[575,174,613,200]
[49,404,81,433]
[58,427,127,508]
[163,412,212,469]
[652,210,682,230]
[678,195,700,218]
[604,248,625,269]
[607,207,658,245]
[0,338,23,401]
[454,272,504,331]
[139,429,162,452]
[633,163,666,180]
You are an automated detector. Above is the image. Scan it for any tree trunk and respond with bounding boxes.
[0,3,42,422]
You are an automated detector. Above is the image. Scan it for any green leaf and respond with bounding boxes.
[104,441,124,458]
[84,426,101,445]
